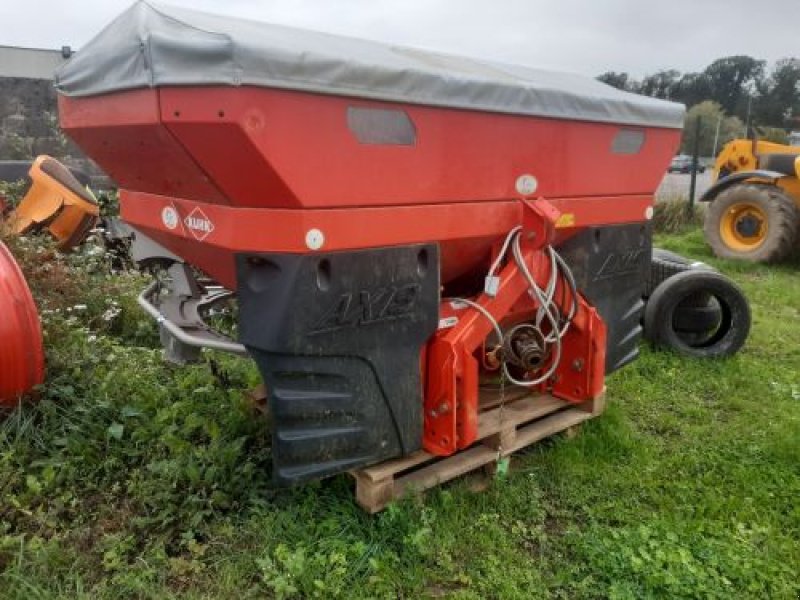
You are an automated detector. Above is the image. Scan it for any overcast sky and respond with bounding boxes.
[1,0,798,77]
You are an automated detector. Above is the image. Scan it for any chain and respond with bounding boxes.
[496,364,507,462]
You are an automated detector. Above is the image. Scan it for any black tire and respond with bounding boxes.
[644,248,711,298]
[672,301,721,332]
[644,270,750,358]
[653,248,692,265]
[704,183,799,262]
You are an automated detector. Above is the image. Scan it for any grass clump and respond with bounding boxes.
[653,195,706,234]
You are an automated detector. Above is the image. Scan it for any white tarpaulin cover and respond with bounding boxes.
[56,1,685,129]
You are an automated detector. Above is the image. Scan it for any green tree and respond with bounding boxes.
[672,72,712,108]
[596,56,799,139]
[755,126,789,144]
[639,69,681,99]
[597,71,636,92]
[702,56,765,117]
[755,58,800,127]
[680,101,744,157]
[3,133,33,160]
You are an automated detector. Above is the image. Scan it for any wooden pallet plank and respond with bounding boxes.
[354,446,500,513]
[353,472,394,514]
[476,394,566,439]
[506,408,593,454]
[478,386,530,410]
[483,424,516,452]
[351,391,606,512]
[394,445,498,498]
[358,393,566,483]
[244,384,269,417]
[579,390,606,416]
[358,450,435,483]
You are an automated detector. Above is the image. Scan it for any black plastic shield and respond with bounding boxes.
[237,244,439,485]
[557,223,651,373]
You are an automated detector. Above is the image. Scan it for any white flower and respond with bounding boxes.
[102,307,121,322]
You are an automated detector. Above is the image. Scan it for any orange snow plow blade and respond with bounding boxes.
[10,155,99,250]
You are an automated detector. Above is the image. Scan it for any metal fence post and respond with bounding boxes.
[688,116,701,215]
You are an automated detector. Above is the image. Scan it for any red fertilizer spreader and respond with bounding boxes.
[56,2,684,484]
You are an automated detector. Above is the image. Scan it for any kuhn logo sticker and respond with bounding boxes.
[184,208,215,241]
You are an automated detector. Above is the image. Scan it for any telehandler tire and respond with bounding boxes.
[704,183,798,262]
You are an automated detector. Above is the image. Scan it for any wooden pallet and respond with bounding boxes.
[351,390,605,513]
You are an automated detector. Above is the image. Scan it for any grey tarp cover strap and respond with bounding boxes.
[55,1,685,129]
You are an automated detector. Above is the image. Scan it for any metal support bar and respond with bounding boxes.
[137,281,248,356]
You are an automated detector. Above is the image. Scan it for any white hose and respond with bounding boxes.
[443,297,504,345]
[507,234,563,386]
[486,226,522,281]
[446,229,580,389]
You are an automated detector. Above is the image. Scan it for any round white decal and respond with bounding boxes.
[161,206,179,230]
[515,174,538,196]
[305,228,325,250]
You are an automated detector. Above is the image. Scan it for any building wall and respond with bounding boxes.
[0,45,107,185]
[0,46,65,159]
[0,46,67,80]
[0,76,66,159]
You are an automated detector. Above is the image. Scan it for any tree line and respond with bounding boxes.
[598,56,800,155]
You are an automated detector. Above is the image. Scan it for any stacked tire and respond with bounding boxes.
[643,249,750,358]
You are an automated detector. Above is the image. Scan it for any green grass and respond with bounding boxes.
[1,228,798,599]
[652,198,705,234]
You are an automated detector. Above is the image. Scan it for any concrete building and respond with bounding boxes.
[0,44,108,186]
[0,45,72,80]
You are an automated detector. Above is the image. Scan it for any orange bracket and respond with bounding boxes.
[423,198,565,456]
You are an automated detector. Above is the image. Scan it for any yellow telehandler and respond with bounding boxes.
[701,139,800,262]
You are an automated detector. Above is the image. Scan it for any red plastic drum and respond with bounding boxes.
[0,241,44,407]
